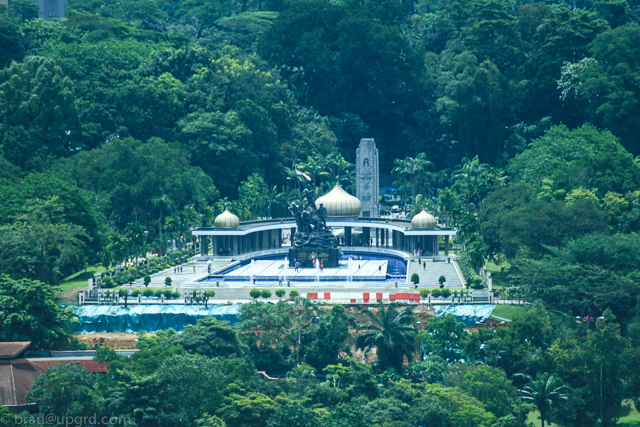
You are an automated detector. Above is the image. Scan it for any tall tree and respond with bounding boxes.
[356,302,416,372]
[516,372,570,427]
[0,275,79,349]
[0,57,85,169]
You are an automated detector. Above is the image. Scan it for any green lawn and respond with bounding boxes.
[485,260,511,289]
[526,411,560,427]
[619,401,640,427]
[491,304,530,321]
[526,403,640,427]
[486,260,510,273]
[57,265,106,293]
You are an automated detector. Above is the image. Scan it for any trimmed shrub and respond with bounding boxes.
[471,281,485,290]
[441,288,451,298]
[419,289,430,299]
[131,289,141,297]
[275,289,286,298]
[411,273,420,284]
[261,289,272,299]
[142,288,155,298]
[431,289,442,298]
[164,277,172,287]
[154,289,164,298]
[289,290,300,298]
[249,288,261,299]
[143,275,151,287]
[205,290,216,298]
[102,276,114,288]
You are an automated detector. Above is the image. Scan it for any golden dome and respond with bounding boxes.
[315,183,362,217]
[412,209,436,229]
[215,208,240,229]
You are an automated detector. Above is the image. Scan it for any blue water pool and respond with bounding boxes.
[199,252,407,282]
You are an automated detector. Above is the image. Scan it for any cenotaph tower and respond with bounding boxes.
[356,138,380,218]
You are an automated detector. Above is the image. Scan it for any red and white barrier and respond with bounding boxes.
[306,292,421,304]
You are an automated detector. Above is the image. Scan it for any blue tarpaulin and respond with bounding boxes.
[433,305,496,326]
[71,305,243,333]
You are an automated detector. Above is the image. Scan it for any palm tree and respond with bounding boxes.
[408,194,437,218]
[164,216,179,254]
[107,233,125,270]
[125,222,146,265]
[516,372,571,427]
[325,152,355,192]
[151,195,173,240]
[391,153,434,207]
[466,235,488,272]
[356,302,416,372]
[299,155,329,187]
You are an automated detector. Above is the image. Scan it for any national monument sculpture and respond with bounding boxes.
[288,189,340,268]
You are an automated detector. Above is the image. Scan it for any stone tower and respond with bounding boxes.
[356,138,380,218]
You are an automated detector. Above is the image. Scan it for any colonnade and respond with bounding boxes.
[200,226,450,257]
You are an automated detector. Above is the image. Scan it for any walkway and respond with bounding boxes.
[406,259,464,288]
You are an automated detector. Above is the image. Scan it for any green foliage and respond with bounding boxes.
[461,365,518,417]
[289,290,300,298]
[0,275,78,349]
[219,388,278,427]
[0,174,107,284]
[305,305,356,371]
[101,276,113,288]
[259,0,421,160]
[28,362,98,417]
[143,274,151,287]
[0,8,23,68]
[275,289,285,298]
[438,275,446,285]
[164,276,172,286]
[509,234,640,320]
[268,402,318,427]
[0,57,85,169]
[419,289,430,299]
[410,273,419,284]
[250,288,261,299]
[166,317,248,358]
[58,137,218,234]
[418,315,467,363]
[356,302,416,372]
[261,288,272,299]
[516,372,570,427]
[151,354,232,426]
[403,356,448,383]
[508,124,640,197]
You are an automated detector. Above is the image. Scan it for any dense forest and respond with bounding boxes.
[2,0,640,284]
[2,0,640,425]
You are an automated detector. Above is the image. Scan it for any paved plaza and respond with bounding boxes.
[125,257,464,303]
